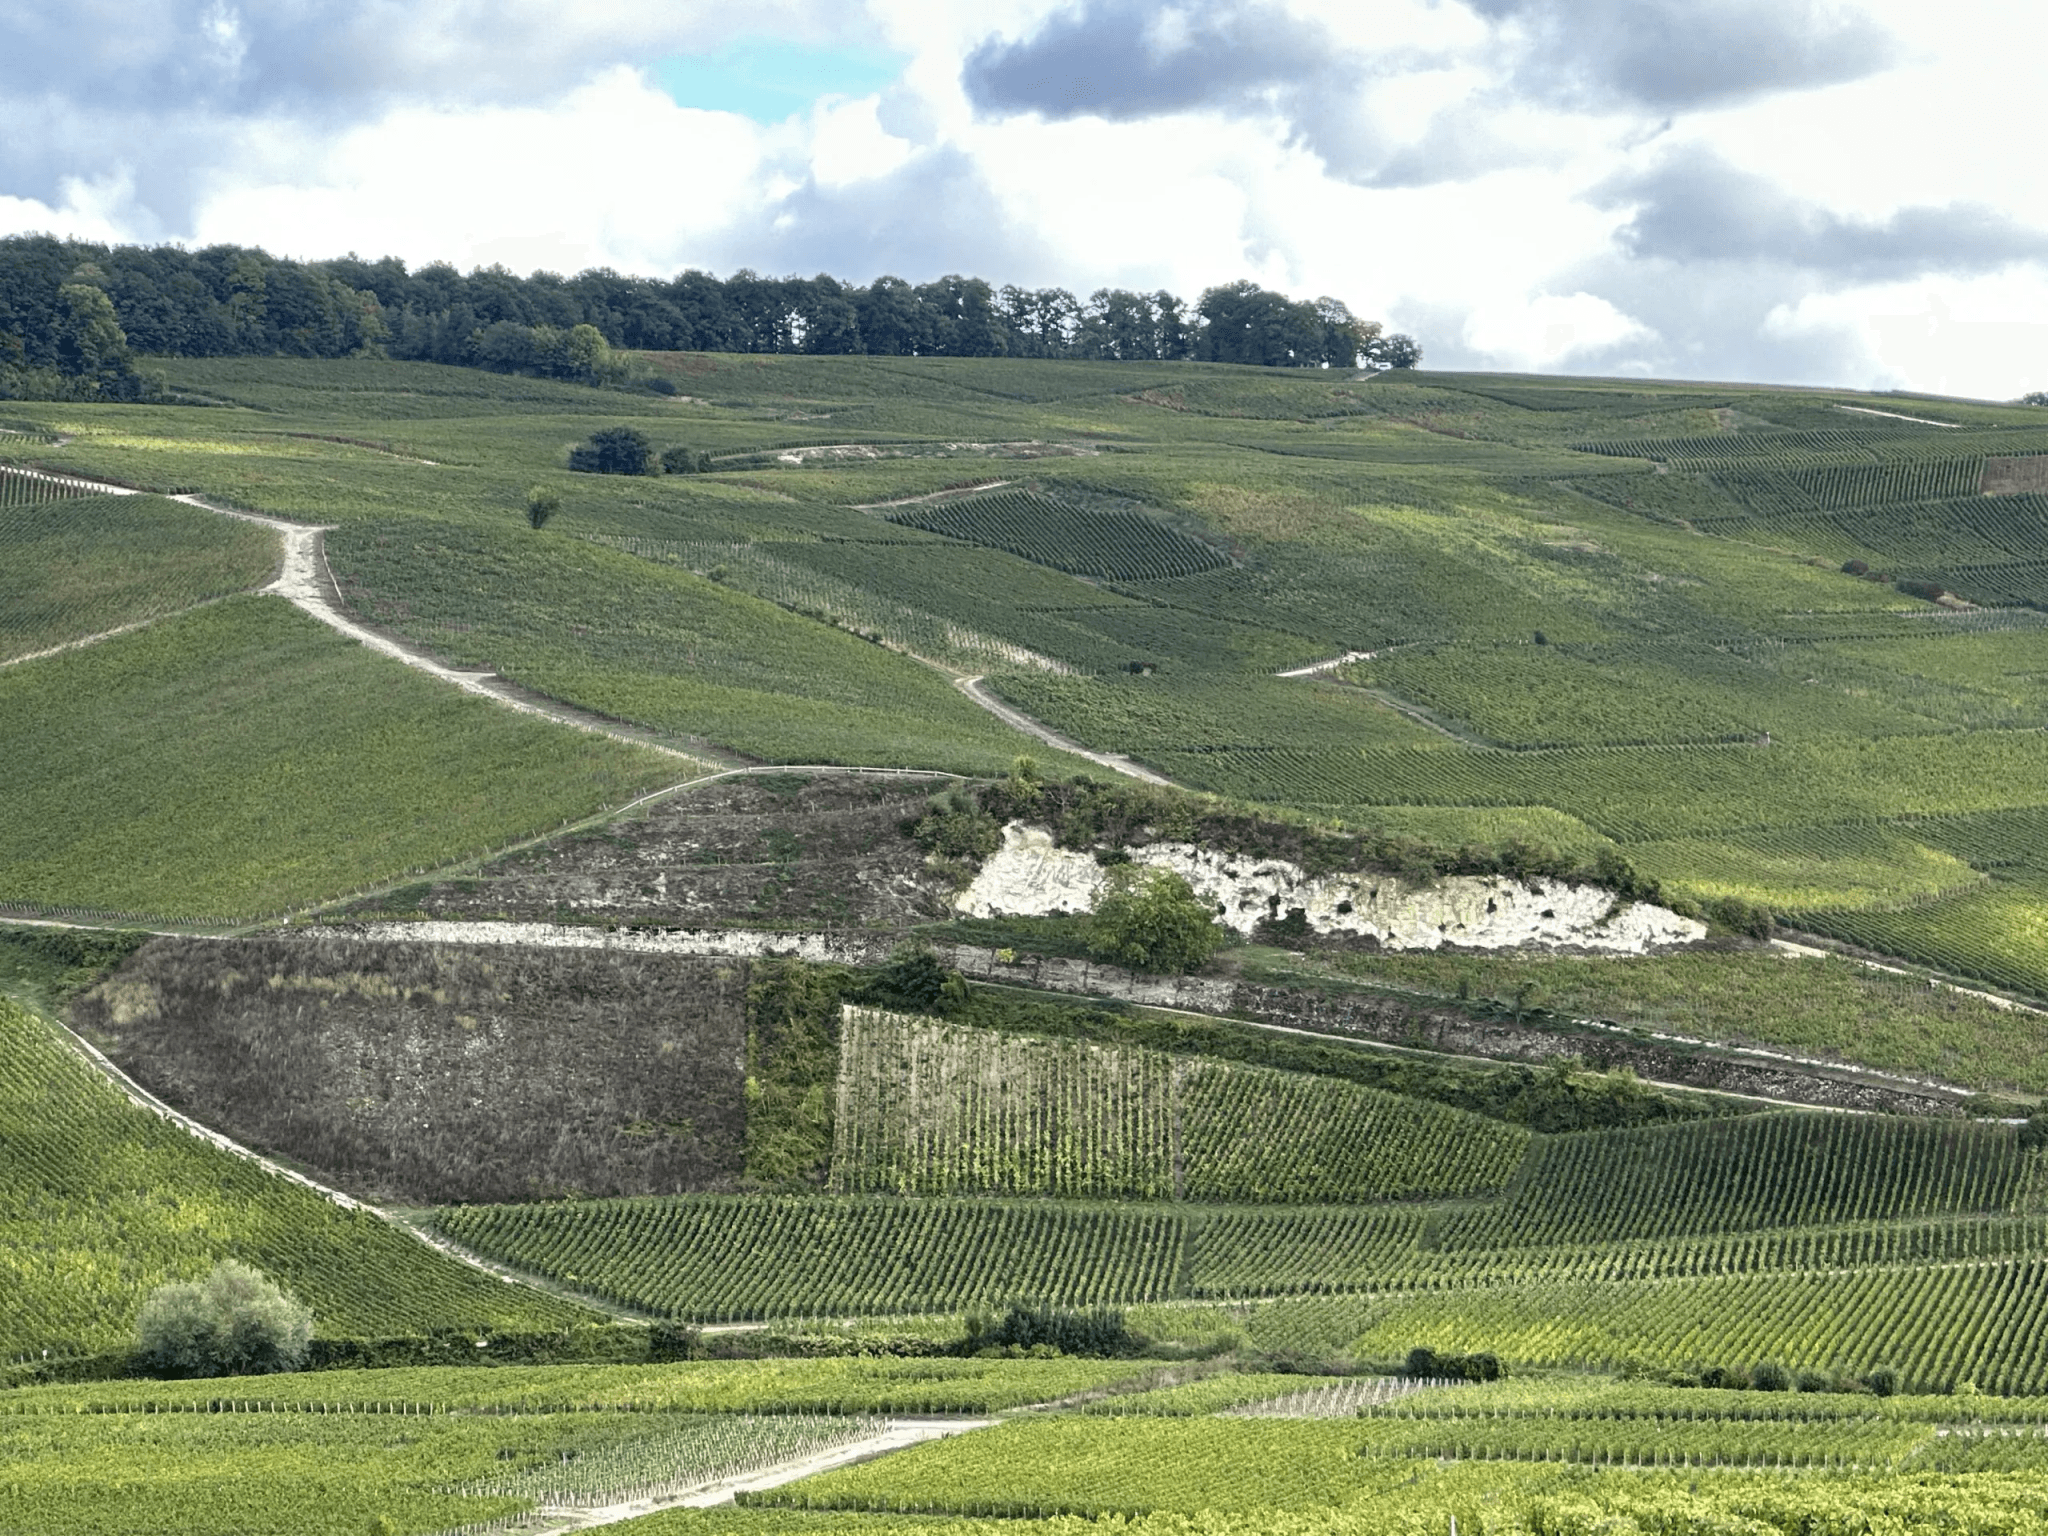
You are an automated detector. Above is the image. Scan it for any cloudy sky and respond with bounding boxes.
[2,0,2043,396]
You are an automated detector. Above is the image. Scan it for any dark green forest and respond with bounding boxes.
[0,235,1419,400]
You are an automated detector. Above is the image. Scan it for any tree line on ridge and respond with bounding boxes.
[0,233,1419,400]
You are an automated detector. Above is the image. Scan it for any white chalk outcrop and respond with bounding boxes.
[953,822,1705,953]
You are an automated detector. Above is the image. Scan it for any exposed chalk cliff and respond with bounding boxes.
[953,822,1706,953]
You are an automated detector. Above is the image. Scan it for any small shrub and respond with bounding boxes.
[1867,1365,1898,1397]
[525,485,560,530]
[1751,1361,1790,1392]
[1842,559,1870,576]
[909,790,1003,861]
[858,945,966,1014]
[135,1260,312,1377]
[662,445,712,474]
[966,1304,1139,1358]
[1896,577,1948,602]
[1705,895,1774,940]
[1794,1368,1829,1393]
[2020,1113,2048,1151]
[1404,1346,1503,1382]
[568,426,655,475]
[1087,865,1228,975]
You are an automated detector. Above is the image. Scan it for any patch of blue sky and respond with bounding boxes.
[654,41,907,123]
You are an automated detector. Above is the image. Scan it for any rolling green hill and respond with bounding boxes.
[17,354,2048,1529]
[9,357,2048,995]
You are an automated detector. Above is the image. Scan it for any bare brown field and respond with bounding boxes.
[72,936,749,1204]
[1981,455,2048,494]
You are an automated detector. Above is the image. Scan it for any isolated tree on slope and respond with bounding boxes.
[568,426,655,475]
[135,1259,313,1377]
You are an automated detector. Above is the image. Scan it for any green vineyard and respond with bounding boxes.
[1437,1111,2022,1248]
[828,1009,1528,1203]
[1354,1259,2048,1395]
[885,486,1230,582]
[0,492,278,663]
[433,1195,1187,1320]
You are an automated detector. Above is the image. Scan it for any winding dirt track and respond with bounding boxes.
[4,463,1134,777]
[955,673,1172,785]
[3,463,733,764]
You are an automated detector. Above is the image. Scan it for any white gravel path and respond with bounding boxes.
[544,1417,996,1528]
[1835,404,1962,429]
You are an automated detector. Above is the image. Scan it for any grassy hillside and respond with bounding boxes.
[7,357,2048,992]
[0,997,597,1357]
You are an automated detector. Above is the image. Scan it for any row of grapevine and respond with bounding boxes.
[1573,427,1915,464]
[3,1356,1156,1418]
[435,1191,2048,1326]
[584,534,1079,677]
[1707,458,1986,514]
[1177,1059,1528,1203]
[1440,1112,2021,1249]
[1349,1411,1932,1469]
[828,1009,1529,1203]
[1794,883,2048,1000]
[1356,1258,2048,1394]
[446,1411,880,1509]
[433,1195,1187,1321]
[1575,425,2048,467]
[0,465,99,507]
[886,488,1230,582]
[1186,1209,2048,1298]
[831,1008,1177,1199]
[1174,731,2048,843]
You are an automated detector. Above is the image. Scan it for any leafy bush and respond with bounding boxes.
[1750,1361,1790,1392]
[1705,895,1774,940]
[966,1304,1141,1358]
[1404,1346,1503,1382]
[1867,1365,1898,1397]
[908,788,1003,860]
[1087,866,1228,974]
[525,485,560,530]
[662,445,712,474]
[856,945,969,1014]
[134,1260,313,1377]
[568,426,655,475]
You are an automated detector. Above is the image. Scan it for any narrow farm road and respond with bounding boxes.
[1835,405,1962,429]
[0,463,733,768]
[546,1418,997,1529]
[954,674,1174,785]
